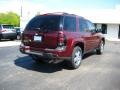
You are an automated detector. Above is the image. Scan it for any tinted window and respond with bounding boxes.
[25,15,61,31]
[79,18,88,32]
[2,25,14,29]
[0,25,1,30]
[86,21,95,31]
[63,16,76,32]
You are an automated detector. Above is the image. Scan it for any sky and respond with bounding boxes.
[0,0,21,14]
[0,0,120,16]
[32,0,120,9]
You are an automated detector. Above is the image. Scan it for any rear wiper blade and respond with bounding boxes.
[32,28,43,32]
[33,28,41,30]
[32,27,50,33]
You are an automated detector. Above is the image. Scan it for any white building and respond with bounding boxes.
[78,6,120,40]
[20,5,120,41]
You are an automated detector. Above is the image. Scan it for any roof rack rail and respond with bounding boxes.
[42,12,83,17]
[42,12,70,15]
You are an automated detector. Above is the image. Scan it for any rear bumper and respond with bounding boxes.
[26,50,70,60]
[20,44,71,60]
[0,33,17,39]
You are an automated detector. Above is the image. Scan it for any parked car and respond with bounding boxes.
[20,12,105,69]
[0,24,17,40]
[14,27,21,40]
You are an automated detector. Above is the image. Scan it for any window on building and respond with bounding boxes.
[102,24,107,34]
[118,25,120,39]
[63,16,76,32]
[94,23,97,29]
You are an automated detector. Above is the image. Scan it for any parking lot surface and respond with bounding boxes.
[0,41,120,90]
[0,40,20,47]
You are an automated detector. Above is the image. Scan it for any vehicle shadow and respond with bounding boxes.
[83,51,96,59]
[14,51,96,73]
[14,56,67,73]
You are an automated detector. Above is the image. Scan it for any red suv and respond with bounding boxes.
[20,12,105,69]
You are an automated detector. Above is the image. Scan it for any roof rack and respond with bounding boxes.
[42,12,84,18]
[42,12,68,15]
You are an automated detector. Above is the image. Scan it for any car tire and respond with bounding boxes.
[96,41,104,54]
[68,46,82,69]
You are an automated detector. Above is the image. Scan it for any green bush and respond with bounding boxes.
[0,12,20,27]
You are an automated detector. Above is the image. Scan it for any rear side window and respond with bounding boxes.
[79,18,88,32]
[25,15,61,31]
[2,25,14,29]
[0,25,1,30]
[63,16,76,32]
[86,21,95,31]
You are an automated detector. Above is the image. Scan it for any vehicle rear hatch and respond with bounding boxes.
[1,25,15,33]
[23,15,63,50]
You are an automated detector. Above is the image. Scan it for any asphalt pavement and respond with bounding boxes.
[0,41,120,90]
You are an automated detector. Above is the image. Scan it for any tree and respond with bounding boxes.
[0,12,20,27]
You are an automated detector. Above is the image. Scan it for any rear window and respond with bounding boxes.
[2,25,14,29]
[25,15,62,31]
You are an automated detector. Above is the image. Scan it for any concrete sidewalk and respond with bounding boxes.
[0,41,21,47]
[106,38,120,41]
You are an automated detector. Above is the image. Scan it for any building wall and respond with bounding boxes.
[106,24,119,39]
[96,24,119,39]
[97,24,119,39]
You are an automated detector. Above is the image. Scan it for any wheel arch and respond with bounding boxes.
[74,42,84,54]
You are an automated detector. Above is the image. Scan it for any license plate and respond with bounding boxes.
[34,36,42,42]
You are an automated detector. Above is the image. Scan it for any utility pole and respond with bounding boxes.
[20,0,23,17]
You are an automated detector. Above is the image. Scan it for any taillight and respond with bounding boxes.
[23,36,29,43]
[1,30,6,32]
[57,31,66,46]
[22,34,31,46]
